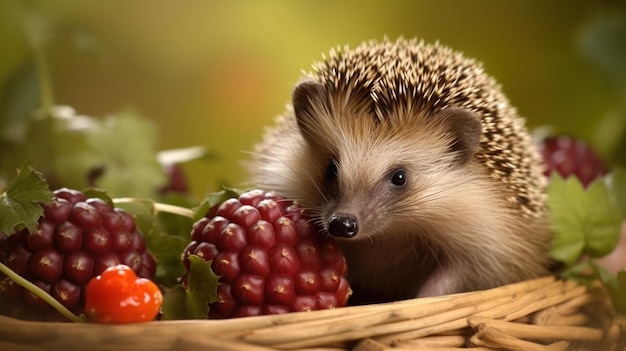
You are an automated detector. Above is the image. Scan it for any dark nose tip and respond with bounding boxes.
[328,214,359,238]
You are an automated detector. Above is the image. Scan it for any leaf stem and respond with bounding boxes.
[112,198,195,218]
[153,202,195,218]
[20,4,55,110]
[33,46,54,110]
[0,262,83,323]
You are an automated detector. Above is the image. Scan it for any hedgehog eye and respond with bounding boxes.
[326,158,339,181]
[389,168,407,188]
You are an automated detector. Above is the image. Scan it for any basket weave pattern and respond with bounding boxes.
[0,276,623,351]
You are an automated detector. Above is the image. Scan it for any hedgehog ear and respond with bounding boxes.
[293,80,331,145]
[435,107,482,167]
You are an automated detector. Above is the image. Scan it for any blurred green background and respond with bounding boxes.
[1,0,625,200]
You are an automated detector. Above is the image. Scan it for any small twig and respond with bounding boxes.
[394,335,466,348]
[468,316,604,342]
[601,316,626,350]
[353,338,392,351]
[112,198,194,218]
[173,335,277,351]
[153,202,195,218]
[470,325,570,351]
[549,293,594,316]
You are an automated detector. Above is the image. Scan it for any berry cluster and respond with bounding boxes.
[182,189,351,318]
[537,135,607,187]
[0,188,156,321]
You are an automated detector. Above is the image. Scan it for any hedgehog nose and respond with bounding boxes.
[328,214,359,238]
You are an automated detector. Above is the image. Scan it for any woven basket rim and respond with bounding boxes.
[1,276,623,351]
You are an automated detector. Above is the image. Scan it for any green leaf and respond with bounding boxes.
[584,178,623,257]
[161,255,219,320]
[113,199,160,240]
[560,260,597,285]
[605,167,626,219]
[114,197,193,287]
[88,110,167,198]
[192,187,241,221]
[2,106,168,199]
[590,261,618,286]
[548,174,587,265]
[160,285,189,320]
[82,187,114,208]
[606,270,626,314]
[186,255,220,316]
[152,196,196,285]
[0,62,40,136]
[550,170,626,315]
[19,106,102,190]
[0,164,53,233]
[548,173,622,265]
[562,261,626,314]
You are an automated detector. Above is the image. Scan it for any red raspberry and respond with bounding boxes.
[0,188,156,321]
[182,189,352,318]
[536,135,607,188]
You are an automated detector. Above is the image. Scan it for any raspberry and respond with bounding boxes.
[181,189,352,318]
[0,188,156,321]
[536,135,607,188]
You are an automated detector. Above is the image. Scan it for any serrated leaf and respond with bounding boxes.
[88,110,166,198]
[548,173,622,265]
[4,107,168,198]
[548,174,587,265]
[145,223,188,288]
[0,164,53,233]
[161,255,219,320]
[186,255,219,316]
[584,178,623,257]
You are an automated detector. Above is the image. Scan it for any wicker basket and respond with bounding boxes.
[0,276,623,351]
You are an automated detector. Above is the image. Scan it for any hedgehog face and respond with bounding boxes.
[292,80,483,241]
[319,144,413,239]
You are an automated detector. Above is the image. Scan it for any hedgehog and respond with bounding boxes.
[247,38,551,303]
